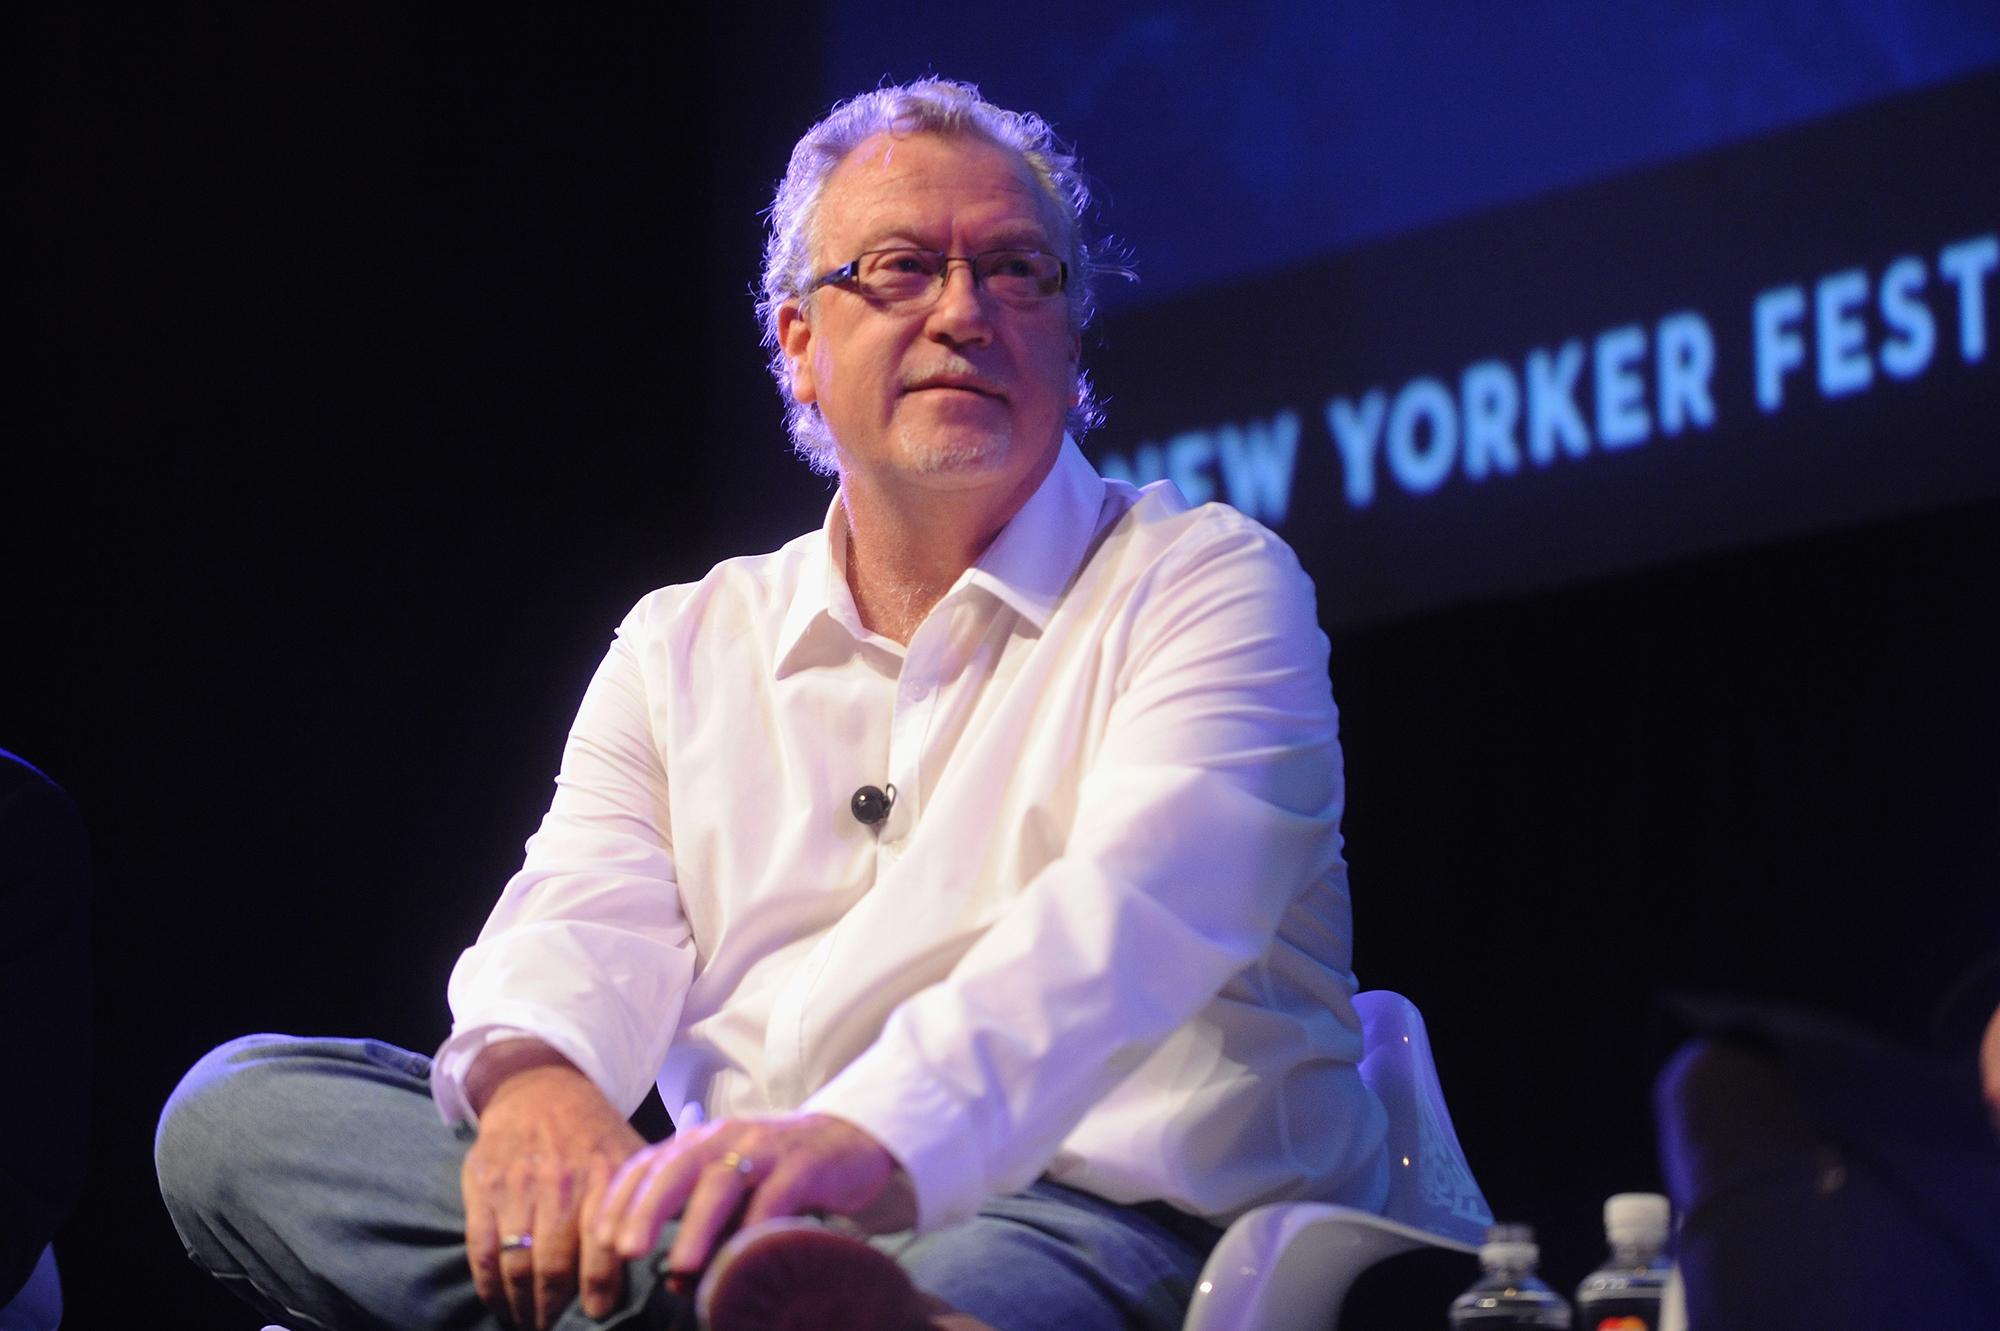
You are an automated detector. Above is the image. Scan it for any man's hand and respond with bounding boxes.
[593,1113,916,1280]
[461,1042,646,1329]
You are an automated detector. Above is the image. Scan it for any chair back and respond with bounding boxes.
[1355,990,1493,1246]
[0,1245,60,1331]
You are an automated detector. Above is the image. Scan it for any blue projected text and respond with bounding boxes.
[1096,230,1995,526]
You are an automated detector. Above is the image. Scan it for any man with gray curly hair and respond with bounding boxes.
[755,79,1110,473]
[158,78,1385,1331]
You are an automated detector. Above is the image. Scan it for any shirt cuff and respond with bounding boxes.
[430,1021,614,1129]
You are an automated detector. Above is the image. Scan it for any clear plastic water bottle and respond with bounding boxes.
[1574,1193,1673,1331]
[1449,1223,1574,1328]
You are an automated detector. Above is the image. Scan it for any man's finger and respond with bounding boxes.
[463,1164,513,1326]
[497,1165,538,1330]
[531,1158,584,1331]
[610,1146,702,1259]
[467,1228,509,1325]
[662,1154,758,1275]
[499,1239,538,1330]
[738,1152,822,1230]
[579,1156,627,1320]
[596,1131,693,1249]
[596,1142,661,1243]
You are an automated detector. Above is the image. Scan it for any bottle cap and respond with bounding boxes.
[1604,1192,1670,1244]
[1481,1221,1540,1269]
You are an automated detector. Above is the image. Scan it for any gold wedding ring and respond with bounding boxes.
[499,1233,533,1252]
[719,1150,757,1177]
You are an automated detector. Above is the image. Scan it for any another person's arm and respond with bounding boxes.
[1982,1002,2000,1137]
[0,755,93,1304]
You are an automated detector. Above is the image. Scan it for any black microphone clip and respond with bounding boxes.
[850,783,897,826]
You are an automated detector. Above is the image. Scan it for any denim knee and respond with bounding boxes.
[155,1033,320,1220]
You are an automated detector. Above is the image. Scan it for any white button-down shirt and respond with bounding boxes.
[435,438,1388,1231]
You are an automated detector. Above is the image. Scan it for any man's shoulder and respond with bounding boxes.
[1077,481,1327,670]
[618,528,824,637]
[1092,477,1307,584]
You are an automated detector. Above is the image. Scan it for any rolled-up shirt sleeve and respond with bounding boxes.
[435,611,696,1125]
[805,518,1347,1230]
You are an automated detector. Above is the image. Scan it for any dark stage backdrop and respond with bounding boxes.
[1088,74,2000,625]
[15,6,2000,1323]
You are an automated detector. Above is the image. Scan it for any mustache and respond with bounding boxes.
[899,360,1006,397]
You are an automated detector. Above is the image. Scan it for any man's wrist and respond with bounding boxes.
[463,1037,584,1116]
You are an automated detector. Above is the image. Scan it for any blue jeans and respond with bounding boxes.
[156,1036,1221,1330]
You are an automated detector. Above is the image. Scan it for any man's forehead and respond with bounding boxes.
[817,129,1065,248]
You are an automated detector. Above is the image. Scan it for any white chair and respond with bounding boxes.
[1181,990,1493,1331]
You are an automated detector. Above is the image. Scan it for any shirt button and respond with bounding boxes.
[903,679,932,702]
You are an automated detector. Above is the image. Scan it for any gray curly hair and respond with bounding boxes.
[758,78,1113,474]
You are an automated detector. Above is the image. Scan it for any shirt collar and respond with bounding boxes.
[773,435,1106,675]
[959,434,1105,633]
[774,501,867,677]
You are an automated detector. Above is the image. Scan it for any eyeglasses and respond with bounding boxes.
[807,247,1068,309]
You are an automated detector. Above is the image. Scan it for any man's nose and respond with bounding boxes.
[925,262,994,344]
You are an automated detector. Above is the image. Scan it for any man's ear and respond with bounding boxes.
[778,300,817,405]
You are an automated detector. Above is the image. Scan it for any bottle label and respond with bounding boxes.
[1587,1311,1653,1331]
